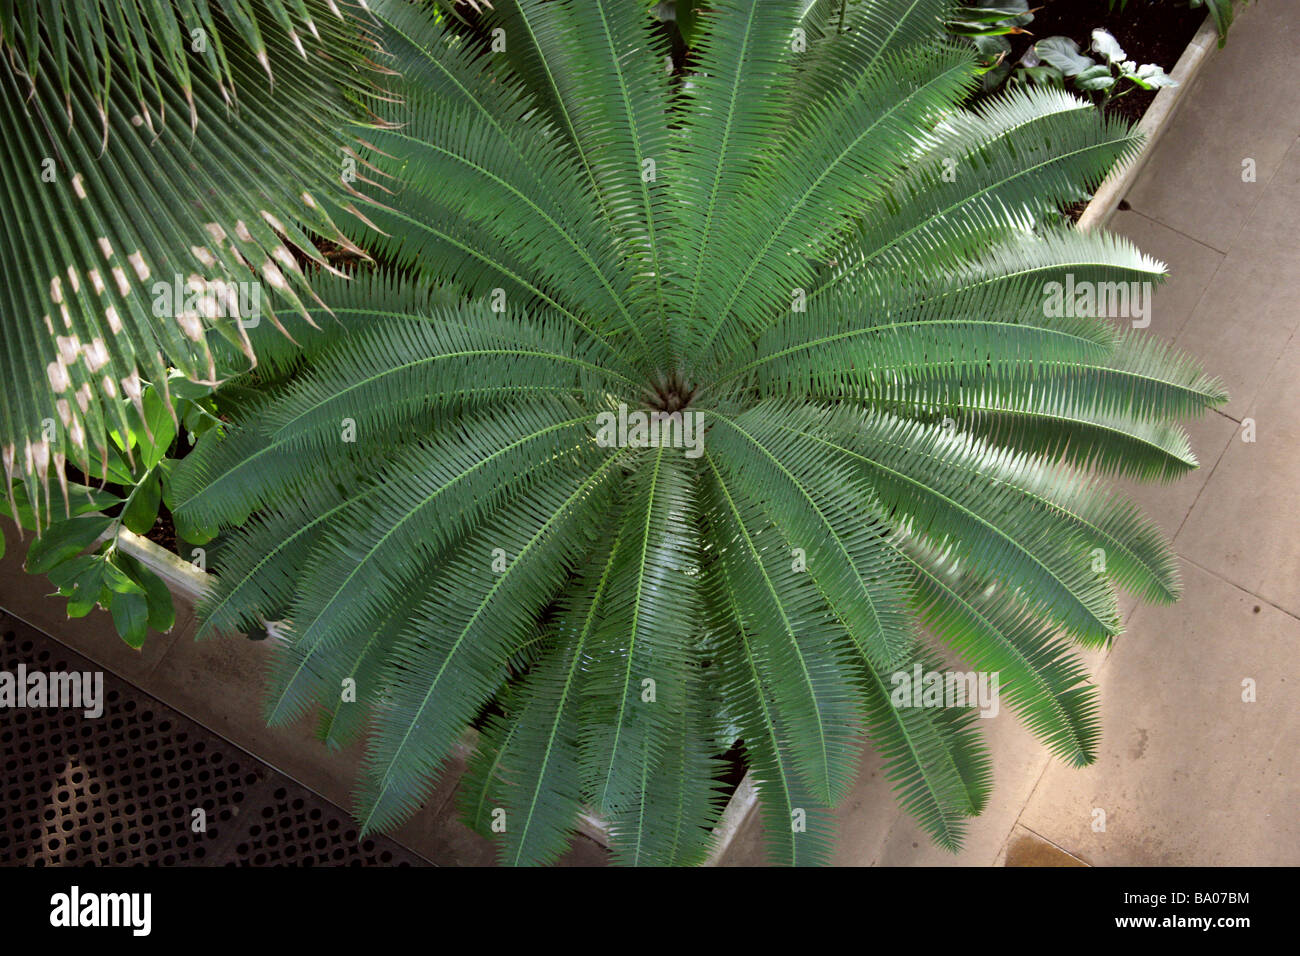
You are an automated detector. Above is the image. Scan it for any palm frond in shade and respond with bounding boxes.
[0,0,377,520]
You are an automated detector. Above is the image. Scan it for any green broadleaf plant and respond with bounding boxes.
[3,373,219,648]
[1028,29,1177,109]
[174,0,1227,865]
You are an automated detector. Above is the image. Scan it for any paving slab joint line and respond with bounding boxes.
[1128,207,1232,258]
[1175,329,1300,546]
[1158,407,1245,542]
[1003,753,1064,862]
[1009,825,1094,867]
[1159,5,1288,255]
[980,811,1034,867]
[1175,554,1300,624]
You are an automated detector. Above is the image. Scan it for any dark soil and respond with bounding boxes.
[1008,0,1205,123]
[144,505,180,555]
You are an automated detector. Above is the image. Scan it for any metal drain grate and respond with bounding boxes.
[0,613,425,866]
[229,786,411,866]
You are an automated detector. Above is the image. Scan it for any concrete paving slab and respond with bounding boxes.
[1001,825,1089,867]
[1108,209,1225,345]
[832,715,1052,866]
[1274,134,1300,189]
[717,807,769,866]
[720,635,1112,866]
[1017,560,1299,866]
[1170,181,1300,420]
[1125,0,1300,249]
[1111,409,1238,543]
[1176,334,1300,609]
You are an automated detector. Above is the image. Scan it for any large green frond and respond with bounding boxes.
[162,0,1228,866]
[579,449,705,818]
[693,44,977,364]
[891,534,1102,765]
[757,401,1124,644]
[704,449,864,805]
[356,450,627,833]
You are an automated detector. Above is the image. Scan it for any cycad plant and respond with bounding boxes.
[173,0,1226,865]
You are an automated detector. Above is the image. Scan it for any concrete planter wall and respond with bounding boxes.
[84,13,1220,866]
[1077,14,1221,232]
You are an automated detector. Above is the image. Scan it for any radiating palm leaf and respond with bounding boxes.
[1,0,373,516]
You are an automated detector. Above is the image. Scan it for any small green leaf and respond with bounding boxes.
[172,507,217,546]
[47,551,98,590]
[122,471,162,534]
[65,484,124,514]
[117,553,176,633]
[108,587,149,648]
[141,572,176,633]
[954,1,1030,17]
[182,402,205,434]
[137,386,179,470]
[25,514,114,574]
[49,553,110,615]
[108,421,136,458]
[166,372,215,402]
[181,398,222,444]
[1014,64,1065,87]
[97,445,139,486]
[102,558,146,596]
[1034,36,1095,77]
[973,34,1011,60]
[66,597,97,619]
[1075,65,1116,91]
[980,59,1013,90]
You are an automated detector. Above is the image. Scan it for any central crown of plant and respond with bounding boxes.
[173,0,1225,866]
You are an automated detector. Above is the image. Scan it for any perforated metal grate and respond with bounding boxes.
[0,614,426,867]
[229,786,412,867]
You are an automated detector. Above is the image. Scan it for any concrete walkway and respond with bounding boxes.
[724,0,1300,867]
